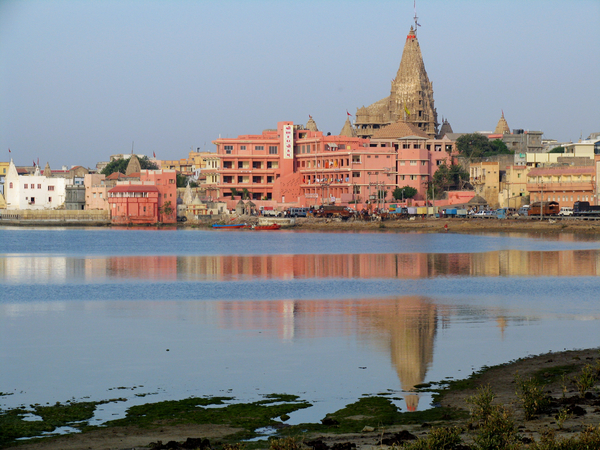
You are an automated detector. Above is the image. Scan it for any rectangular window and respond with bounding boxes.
[255,146,264,151]
[422,161,427,166]
[48,197,52,202]
[269,146,278,154]
[410,160,417,166]
[164,193,167,198]
[99,193,103,198]
[37,184,41,189]
[240,146,246,150]
[24,184,28,188]
[353,172,360,178]
[224,145,233,154]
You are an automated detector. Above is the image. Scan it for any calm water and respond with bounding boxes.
[2,227,600,425]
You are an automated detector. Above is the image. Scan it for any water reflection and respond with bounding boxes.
[3,249,600,284]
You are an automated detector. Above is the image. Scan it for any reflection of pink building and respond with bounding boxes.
[213,120,458,206]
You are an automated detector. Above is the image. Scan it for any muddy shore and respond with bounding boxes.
[229,216,600,236]
[8,348,600,450]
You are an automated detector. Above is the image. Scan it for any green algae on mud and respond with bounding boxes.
[0,394,311,447]
[0,399,125,447]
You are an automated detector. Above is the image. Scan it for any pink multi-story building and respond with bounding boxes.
[213,120,458,207]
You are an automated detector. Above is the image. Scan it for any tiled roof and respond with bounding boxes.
[371,120,429,139]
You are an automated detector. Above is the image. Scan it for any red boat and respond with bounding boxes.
[253,224,281,231]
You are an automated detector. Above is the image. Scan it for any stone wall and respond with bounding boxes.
[0,209,110,224]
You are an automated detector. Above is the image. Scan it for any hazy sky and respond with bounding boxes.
[1,0,599,169]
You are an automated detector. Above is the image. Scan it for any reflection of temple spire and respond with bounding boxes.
[496,316,507,340]
[360,297,437,412]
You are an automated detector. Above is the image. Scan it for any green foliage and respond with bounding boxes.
[269,436,303,450]
[100,156,158,176]
[231,188,239,197]
[176,173,188,188]
[376,189,387,201]
[466,385,520,450]
[433,163,470,193]
[514,373,551,420]
[242,188,250,200]
[403,426,463,450]
[456,133,514,159]
[466,385,495,424]
[529,426,600,449]
[548,146,565,153]
[393,185,417,200]
[159,200,174,218]
[573,362,599,398]
[489,139,512,154]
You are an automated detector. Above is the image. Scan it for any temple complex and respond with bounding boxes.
[354,25,438,139]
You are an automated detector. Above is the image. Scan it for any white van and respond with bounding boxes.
[558,206,573,216]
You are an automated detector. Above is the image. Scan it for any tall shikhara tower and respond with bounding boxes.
[354,25,438,139]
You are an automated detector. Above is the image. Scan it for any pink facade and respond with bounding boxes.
[108,183,160,224]
[140,169,177,223]
[213,121,458,207]
[107,170,177,224]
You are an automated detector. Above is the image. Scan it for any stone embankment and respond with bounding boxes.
[0,209,110,226]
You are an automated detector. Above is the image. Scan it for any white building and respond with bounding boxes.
[5,160,70,210]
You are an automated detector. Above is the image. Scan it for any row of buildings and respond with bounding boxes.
[1,156,178,223]
[1,23,599,218]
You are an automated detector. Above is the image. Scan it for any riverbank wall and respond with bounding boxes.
[0,209,110,226]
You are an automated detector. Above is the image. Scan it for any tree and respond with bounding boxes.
[456,133,492,159]
[100,156,158,176]
[456,134,514,161]
[242,188,250,200]
[432,163,470,194]
[489,139,512,155]
[158,200,174,219]
[176,174,188,188]
[392,186,417,200]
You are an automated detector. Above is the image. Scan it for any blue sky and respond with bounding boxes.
[1,0,599,169]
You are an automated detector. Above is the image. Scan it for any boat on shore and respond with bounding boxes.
[212,223,248,229]
[253,224,281,231]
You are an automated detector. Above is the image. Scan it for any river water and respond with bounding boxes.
[2,226,600,425]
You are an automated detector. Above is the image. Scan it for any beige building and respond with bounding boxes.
[470,161,501,208]
[499,165,530,208]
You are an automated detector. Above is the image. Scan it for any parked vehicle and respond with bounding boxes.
[517,205,530,216]
[558,206,573,216]
[313,205,353,219]
[261,206,282,217]
[528,201,559,216]
[573,201,600,217]
[288,207,309,218]
[496,208,509,219]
